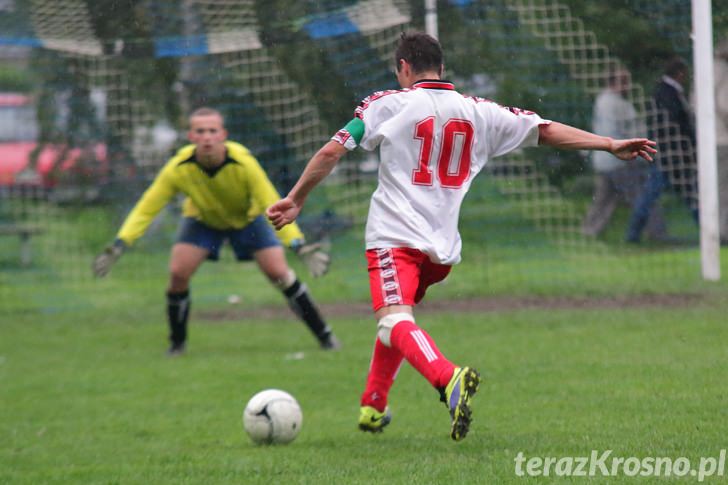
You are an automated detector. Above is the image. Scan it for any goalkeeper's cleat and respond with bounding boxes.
[166,341,186,357]
[358,406,392,433]
[443,366,481,441]
[320,333,342,351]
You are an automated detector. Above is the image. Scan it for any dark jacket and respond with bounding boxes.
[652,78,696,147]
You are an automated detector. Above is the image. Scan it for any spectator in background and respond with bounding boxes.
[715,40,728,244]
[583,67,667,241]
[627,57,699,243]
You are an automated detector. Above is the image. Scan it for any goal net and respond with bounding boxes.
[0,0,723,313]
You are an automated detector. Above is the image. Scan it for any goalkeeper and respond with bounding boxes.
[93,107,339,355]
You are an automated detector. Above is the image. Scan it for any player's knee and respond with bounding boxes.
[255,246,287,273]
[168,268,191,291]
[376,313,414,347]
[271,269,297,291]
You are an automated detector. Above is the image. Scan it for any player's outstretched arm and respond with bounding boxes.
[267,141,347,230]
[538,122,656,161]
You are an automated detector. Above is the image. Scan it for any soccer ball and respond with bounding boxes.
[242,389,302,445]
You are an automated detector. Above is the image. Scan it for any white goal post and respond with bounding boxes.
[692,0,721,281]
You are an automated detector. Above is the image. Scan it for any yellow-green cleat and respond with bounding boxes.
[444,366,481,441]
[358,406,392,433]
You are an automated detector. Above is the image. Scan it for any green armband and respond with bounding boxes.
[342,118,365,145]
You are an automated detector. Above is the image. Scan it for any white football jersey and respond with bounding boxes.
[332,80,549,265]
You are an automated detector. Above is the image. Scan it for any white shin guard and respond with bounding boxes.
[376,312,414,347]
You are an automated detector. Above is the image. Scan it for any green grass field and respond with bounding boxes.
[2,295,728,483]
[2,186,727,483]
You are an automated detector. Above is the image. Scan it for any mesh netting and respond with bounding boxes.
[0,0,722,313]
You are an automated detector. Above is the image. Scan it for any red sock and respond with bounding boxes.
[389,320,456,389]
[361,337,404,412]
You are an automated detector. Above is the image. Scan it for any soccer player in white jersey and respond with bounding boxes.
[268,32,656,441]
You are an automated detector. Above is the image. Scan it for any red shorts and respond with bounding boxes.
[366,247,452,312]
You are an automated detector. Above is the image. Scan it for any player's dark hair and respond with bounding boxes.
[394,31,443,74]
[189,107,224,124]
[664,56,688,78]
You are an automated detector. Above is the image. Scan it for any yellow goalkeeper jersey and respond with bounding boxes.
[117,141,304,247]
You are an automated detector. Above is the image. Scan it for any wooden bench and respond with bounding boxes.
[0,224,44,266]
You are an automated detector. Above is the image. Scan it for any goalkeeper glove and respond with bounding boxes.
[92,239,126,278]
[292,239,330,278]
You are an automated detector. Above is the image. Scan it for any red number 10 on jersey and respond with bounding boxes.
[412,117,474,189]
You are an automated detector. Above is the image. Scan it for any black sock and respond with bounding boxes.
[167,290,190,345]
[282,280,331,344]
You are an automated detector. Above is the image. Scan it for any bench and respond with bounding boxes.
[0,224,44,266]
